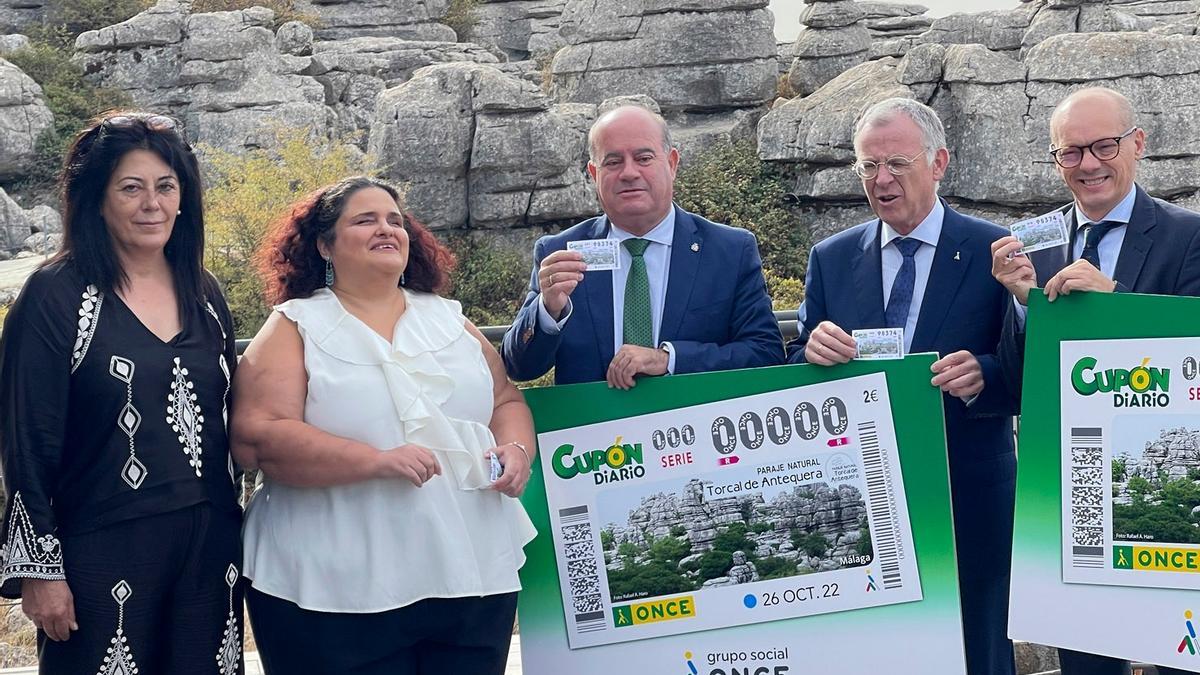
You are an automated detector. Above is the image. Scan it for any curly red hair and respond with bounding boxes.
[255,176,455,305]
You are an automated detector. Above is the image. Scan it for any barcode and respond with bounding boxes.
[558,505,606,633]
[1069,427,1105,568]
[860,421,903,589]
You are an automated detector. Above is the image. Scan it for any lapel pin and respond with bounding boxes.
[954,251,960,261]
[691,243,700,252]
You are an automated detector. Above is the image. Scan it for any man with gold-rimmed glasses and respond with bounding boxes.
[788,97,1019,675]
[992,87,1200,675]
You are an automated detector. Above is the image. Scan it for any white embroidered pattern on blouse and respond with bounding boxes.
[71,285,104,374]
[0,492,64,582]
[167,357,204,477]
[215,564,240,674]
[110,356,147,490]
[218,354,234,483]
[96,580,138,675]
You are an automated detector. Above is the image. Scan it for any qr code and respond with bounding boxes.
[567,557,598,580]
[1071,466,1103,485]
[571,590,602,614]
[563,523,591,544]
[1072,486,1103,507]
[565,538,596,561]
[1071,447,1103,466]
[1071,505,1103,527]
[1072,526,1103,546]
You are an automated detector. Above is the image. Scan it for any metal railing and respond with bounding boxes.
[234,310,800,355]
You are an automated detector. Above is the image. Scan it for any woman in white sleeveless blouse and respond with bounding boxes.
[231,177,537,674]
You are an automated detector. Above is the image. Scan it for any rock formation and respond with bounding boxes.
[550,0,778,155]
[1126,427,1200,481]
[0,0,42,35]
[0,186,59,253]
[368,61,598,229]
[758,29,1200,240]
[472,0,568,60]
[0,57,52,184]
[788,0,872,97]
[294,0,457,41]
[74,2,334,153]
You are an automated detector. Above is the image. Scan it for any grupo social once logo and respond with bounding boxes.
[1071,356,1170,407]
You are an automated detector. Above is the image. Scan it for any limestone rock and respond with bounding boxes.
[0,187,29,251]
[276,20,314,56]
[897,42,945,85]
[75,2,335,153]
[860,0,932,37]
[760,57,910,165]
[294,0,457,41]
[0,58,53,183]
[368,62,598,229]
[1026,31,1200,81]
[0,0,44,34]
[21,232,60,255]
[918,5,1040,52]
[472,0,569,59]
[0,34,29,54]
[788,21,871,97]
[309,37,499,145]
[552,0,777,113]
[800,1,867,29]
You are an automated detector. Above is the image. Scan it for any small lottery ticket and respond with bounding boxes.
[489,452,504,482]
[853,328,905,360]
[1011,211,1068,254]
[567,239,620,271]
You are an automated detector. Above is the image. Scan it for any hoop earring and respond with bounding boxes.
[324,258,335,287]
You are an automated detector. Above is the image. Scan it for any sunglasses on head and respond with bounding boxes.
[98,113,186,142]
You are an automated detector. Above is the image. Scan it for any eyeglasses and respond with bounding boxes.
[852,153,923,180]
[1049,127,1137,168]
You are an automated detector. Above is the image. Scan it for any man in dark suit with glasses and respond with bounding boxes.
[992,86,1200,675]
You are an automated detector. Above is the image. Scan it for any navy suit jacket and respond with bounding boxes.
[786,202,1016,601]
[999,185,1200,402]
[502,207,784,385]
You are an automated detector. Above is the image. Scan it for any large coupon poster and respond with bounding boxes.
[1009,290,1200,669]
[1061,337,1200,591]
[518,357,967,675]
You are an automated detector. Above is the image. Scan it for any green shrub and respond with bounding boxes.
[445,232,529,328]
[674,141,808,310]
[190,0,319,27]
[201,128,373,337]
[443,0,480,41]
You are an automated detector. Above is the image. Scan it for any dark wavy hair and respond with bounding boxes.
[256,176,455,304]
[49,111,207,301]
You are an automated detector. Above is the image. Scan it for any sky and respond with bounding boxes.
[769,0,1017,42]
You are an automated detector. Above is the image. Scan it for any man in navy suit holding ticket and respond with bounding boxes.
[788,98,1017,675]
[502,105,783,387]
[992,87,1200,675]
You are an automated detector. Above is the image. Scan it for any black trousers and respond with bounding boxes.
[246,586,518,675]
[1059,649,1198,674]
[38,503,244,674]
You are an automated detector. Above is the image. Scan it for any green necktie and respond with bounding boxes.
[622,238,653,347]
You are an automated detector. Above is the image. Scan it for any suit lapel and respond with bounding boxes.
[661,209,702,341]
[911,207,969,352]
[1112,186,1156,291]
[580,217,615,366]
[853,222,887,327]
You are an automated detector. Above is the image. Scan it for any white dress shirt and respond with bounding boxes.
[1013,185,1136,327]
[537,208,678,372]
[880,199,944,353]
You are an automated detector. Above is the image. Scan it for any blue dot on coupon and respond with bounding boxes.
[743,594,757,609]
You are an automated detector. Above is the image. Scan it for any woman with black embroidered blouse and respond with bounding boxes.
[0,113,243,674]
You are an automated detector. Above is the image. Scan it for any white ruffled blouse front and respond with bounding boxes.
[242,288,536,613]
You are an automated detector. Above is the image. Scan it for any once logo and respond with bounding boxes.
[1183,356,1198,381]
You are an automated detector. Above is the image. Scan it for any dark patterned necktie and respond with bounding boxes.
[622,238,653,347]
[1080,220,1120,269]
[884,237,922,329]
